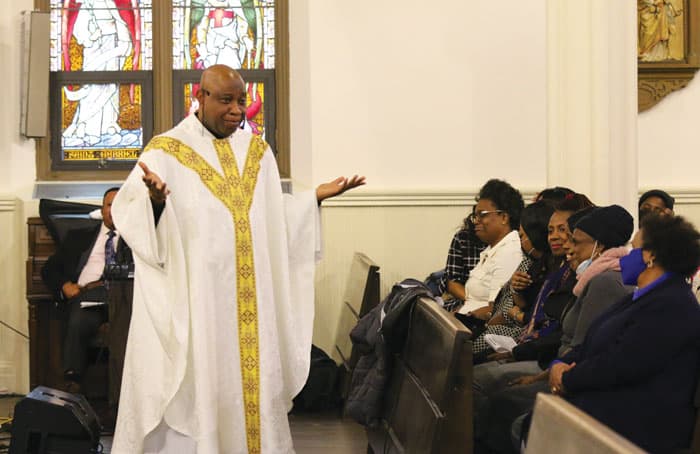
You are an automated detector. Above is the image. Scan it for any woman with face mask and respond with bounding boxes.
[508,194,595,364]
[558,205,635,353]
[477,205,634,453]
[471,196,594,451]
[547,215,700,453]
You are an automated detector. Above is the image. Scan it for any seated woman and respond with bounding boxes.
[549,215,700,453]
[438,205,486,311]
[471,201,556,358]
[476,204,634,454]
[452,179,525,332]
[471,196,591,443]
[440,186,573,312]
[480,194,594,364]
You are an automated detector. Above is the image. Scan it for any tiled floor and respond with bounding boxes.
[0,396,367,453]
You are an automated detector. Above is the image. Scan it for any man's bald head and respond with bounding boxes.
[199,64,244,91]
[196,65,247,138]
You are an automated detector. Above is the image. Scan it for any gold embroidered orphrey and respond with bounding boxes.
[144,135,267,453]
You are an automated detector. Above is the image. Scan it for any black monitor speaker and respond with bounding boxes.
[9,386,100,454]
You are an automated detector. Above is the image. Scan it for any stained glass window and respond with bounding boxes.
[172,0,275,70]
[50,0,153,72]
[41,1,287,178]
[49,0,153,171]
[60,82,144,160]
[172,1,275,147]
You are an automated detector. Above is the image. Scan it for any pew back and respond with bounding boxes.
[526,394,645,454]
[367,297,473,454]
[336,252,380,399]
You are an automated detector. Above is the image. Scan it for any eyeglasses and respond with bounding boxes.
[201,89,244,106]
[469,210,504,223]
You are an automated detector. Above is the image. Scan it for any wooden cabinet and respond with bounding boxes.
[26,217,67,392]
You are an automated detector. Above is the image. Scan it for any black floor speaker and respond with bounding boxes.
[9,386,101,454]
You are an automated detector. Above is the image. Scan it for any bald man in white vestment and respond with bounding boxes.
[110,64,365,454]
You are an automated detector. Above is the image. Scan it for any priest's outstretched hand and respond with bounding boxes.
[316,175,366,203]
[139,162,170,205]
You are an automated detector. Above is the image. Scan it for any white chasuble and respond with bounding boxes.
[111,114,321,454]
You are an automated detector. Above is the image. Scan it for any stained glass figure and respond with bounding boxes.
[183,81,266,138]
[50,0,153,72]
[172,0,275,70]
[61,82,143,160]
[50,0,151,165]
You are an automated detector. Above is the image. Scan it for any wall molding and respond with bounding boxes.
[35,180,293,200]
[33,181,125,200]
[17,186,700,208]
[322,189,540,207]
[321,188,700,208]
[0,197,18,212]
[658,189,700,206]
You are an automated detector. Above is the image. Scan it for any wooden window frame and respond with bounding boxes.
[35,0,290,181]
[49,71,153,171]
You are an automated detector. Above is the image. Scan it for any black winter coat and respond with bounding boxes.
[345,279,433,426]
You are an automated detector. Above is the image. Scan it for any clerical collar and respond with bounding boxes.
[194,111,227,140]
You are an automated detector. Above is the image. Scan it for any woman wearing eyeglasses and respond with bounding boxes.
[479,205,634,453]
[453,179,525,332]
[468,200,556,359]
[437,205,487,312]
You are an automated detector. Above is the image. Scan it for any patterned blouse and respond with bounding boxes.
[439,228,486,295]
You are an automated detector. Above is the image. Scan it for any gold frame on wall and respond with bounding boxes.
[638,0,700,112]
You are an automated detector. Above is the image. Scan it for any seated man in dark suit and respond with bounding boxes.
[41,187,131,394]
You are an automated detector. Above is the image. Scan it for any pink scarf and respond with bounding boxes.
[573,247,629,297]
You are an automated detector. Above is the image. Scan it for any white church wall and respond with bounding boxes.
[638,74,700,195]
[0,0,39,394]
[291,0,549,355]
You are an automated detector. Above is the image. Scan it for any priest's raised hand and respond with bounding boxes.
[139,161,170,205]
[316,174,366,203]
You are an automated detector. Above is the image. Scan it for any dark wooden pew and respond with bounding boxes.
[367,297,473,453]
[335,252,380,398]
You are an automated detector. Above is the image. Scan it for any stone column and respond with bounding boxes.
[546,0,638,211]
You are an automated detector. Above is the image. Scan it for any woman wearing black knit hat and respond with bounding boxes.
[476,205,636,453]
[471,198,595,453]
[550,215,700,453]
[562,205,635,349]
